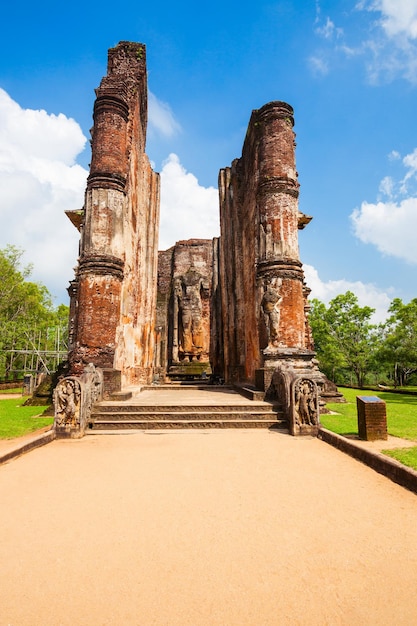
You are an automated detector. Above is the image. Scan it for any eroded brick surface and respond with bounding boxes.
[218,101,312,384]
[66,44,317,399]
[68,42,159,386]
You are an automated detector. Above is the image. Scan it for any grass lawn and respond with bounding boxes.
[0,388,22,394]
[321,387,417,472]
[0,398,53,439]
[383,447,417,471]
[321,387,417,440]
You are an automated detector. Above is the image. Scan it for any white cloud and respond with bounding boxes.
[351,145,417,264]
[388,150,400,161]
[351,198,417,264]
[378,175,394,198]
[312,1,417,83]
[402,148,417,188]
[0,89,87,302]
[308,55,329,76]
[371,0,417,40]
[315,17,343,40]
[303,263,392,323]
[356,0,417,83]
[159,153,219,250]
[148,91,181,138]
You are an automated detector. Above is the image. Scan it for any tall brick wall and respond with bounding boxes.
[68,42,160,386]
[218,101,311,384]
[65,45,317,397]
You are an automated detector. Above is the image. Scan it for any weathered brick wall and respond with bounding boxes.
[218,101,310,384]
[156,240,214,375]
[68,42,160,386]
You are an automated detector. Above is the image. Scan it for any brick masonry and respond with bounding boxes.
[65,43,319,408]
[67,42,159,387]
[357,395,388,441]
[218,101,313,384]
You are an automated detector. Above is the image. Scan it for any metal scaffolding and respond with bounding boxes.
[1,326,68,377]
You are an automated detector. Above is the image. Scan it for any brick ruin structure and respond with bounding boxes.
[217,101,324,434]
[59,41,324,437]
[66,42,160,391]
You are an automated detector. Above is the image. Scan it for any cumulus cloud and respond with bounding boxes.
[351,145,417,264]
[369,0,417,40]
[159,153,219,250]
[0,89,87,302]
[303,263,392,323]
[148,91,181,138]
[351,198,417,264]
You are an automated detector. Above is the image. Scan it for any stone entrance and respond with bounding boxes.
[156,239,214,381]
[56,41,324,438]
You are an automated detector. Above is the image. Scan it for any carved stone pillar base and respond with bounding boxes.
[54,365,103,438]
[256,349,325,436]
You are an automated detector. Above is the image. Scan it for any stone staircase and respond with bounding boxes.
[87,385,287,431]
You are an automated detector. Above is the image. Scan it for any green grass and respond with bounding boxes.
[0,387,22,394]
[0,398,53,439]
[382,447,417,471]
[321,387,417,472]
[321,387,417,440]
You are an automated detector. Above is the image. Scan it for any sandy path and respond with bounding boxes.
[1,429,416,625]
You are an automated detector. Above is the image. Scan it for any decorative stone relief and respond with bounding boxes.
[174,268,207,361]
[54,364,103,438]
[54,378,82,428]
[261,277,283,350]
[294,378,318,427]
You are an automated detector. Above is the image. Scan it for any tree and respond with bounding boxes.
[309,291,377,388]
[378,298,417,386]
[0,245,68,379]
[309,299,345,381]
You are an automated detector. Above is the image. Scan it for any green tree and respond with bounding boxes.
[378,298,417,386]
[0,245,68,379]
[309,291,377,388]
[309,299,345,381]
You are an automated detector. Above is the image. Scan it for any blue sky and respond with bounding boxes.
[1,0,417,321]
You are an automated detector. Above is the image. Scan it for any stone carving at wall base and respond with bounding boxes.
[54,364,103,438]
[256,349,325,436]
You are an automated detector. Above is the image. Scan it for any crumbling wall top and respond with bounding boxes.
[107,41,147,79]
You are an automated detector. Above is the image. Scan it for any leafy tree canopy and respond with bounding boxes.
[309,291,377,388]
[377,298,417,386]
[0,245,69,378]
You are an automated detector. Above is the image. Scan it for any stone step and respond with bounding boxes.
[233,384,266,401]
[88,418,288,431]
[88,390,286,431]
[93,403,281,414]
[90,410,282,421]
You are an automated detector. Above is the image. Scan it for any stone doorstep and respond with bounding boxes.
[89,403,286,430]
[318,428,417,496]
[88,420,287,430]
[233,384,266,402]
[91,410,282,419]
[93,404,281,413]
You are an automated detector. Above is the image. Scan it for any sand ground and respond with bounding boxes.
[1,428,417,625]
